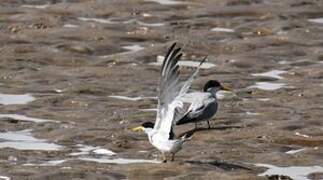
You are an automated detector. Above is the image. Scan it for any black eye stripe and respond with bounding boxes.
[142,122,154,128]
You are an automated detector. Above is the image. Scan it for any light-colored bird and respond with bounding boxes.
[132,43,205,162]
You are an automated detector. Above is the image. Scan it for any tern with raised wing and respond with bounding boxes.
[132,43,205,162]
[133,42,231,162]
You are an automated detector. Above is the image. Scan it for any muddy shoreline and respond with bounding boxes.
[1,0,323,179]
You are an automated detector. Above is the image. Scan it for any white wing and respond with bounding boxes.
[154,43,206,139]
[154,43,183,139]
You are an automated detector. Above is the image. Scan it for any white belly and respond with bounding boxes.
[150,133,183,153]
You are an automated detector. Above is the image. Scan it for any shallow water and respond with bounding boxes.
[69,144,116,156]
[246,111,259,116]
[79,157,160,164]
[285,148,306,155]
[257,98,270,101]
[122,44,145,52]
[20,4,49,9]
[210,27,235,33]
[251,70,286,80]
[248,82,286,91]
[150,55,216,69]
[0,114,58,123]
[63,24,79,28]
[0,175,10,180]
[2,0,323,179]
[308,18,323,24]
[0,130,63,151]
[145,0,185,5]
[24,160,67,166]
[0,93,35,105]
[108,95,156,101]
[255,163,323,180]
[295,132,310,138]
[78,17,164,27]
[78,17,114,24]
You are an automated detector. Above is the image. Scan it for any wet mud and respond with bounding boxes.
[1,0,323,179]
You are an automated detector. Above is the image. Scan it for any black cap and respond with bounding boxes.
[203,80,221,92]
[141,122,154,128]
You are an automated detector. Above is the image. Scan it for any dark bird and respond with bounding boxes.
[176,80,231,129]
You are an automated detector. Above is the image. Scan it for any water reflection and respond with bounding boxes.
[122,44,145,52]
[285,148,306,155]
[0,93,35,105]
[69,144,116,156]
[0,175,10,180]
[256,163,323,180]
[0,130,63,151]
[0,114,58,123]
[211,27,234,33]
[252,70,286,80]
[79,157,160,164]
[150,55,216,69]
[20,4,49,9]
[145,0,185,5]
[63,24,79,28]
[308,18,323,24]
[24,160,66,166]
[109,95,156,101]
[248,82,286,91]
[78,17,164,27]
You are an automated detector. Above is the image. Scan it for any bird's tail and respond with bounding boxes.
[180,132,193,142]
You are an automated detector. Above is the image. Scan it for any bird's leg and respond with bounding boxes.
[170,153,175,162]
[207,120,211,129]
[162,152,167,163]
[195,122,198,129]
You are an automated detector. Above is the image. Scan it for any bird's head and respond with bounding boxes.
[203,80,232,92]
[132,122,154,132]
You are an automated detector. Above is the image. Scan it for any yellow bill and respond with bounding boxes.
[132,126,145,132]
[221,84,232,91]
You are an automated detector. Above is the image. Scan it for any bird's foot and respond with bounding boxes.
[162,152,167,163]
[170,153,175,162]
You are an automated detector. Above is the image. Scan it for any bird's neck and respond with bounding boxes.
[144,128,154,142]
[207,87,220,98]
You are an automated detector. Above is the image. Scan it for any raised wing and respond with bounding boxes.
[154,43,207,139]
[178,56,207,97]
[154,43,183,138]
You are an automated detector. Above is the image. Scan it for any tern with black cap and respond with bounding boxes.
[176,80,231,129]
[132,43,204,162]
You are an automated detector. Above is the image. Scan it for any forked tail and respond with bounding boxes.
[180,132,193,142]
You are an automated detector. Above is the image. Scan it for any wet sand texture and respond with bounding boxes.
[1,0,323,179]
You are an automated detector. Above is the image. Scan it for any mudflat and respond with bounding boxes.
[1,0,323,179]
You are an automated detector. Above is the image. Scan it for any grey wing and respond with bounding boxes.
[154,43,183,136]
[178,56,207,97]
[172,57,207,123]
[176,97,218,125]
